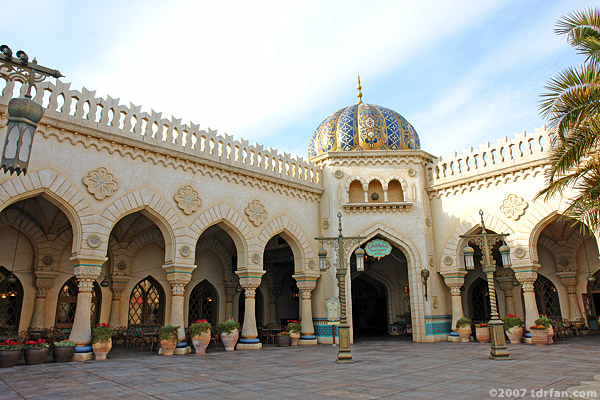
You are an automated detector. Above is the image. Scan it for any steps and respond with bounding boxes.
[568,375,600,399]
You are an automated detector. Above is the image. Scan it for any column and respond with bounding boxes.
[30,272,56,328]
[236,270,265,350]
[268,285,280,325]
[497,278,516,317]
[557,272,583,320]
[224,283,237,320]
[294,275,318,345]
[442,271,467,332]
[514,269,540,331]
[69,260,103,360]
[108,279,128,327]
[166,272,192,350]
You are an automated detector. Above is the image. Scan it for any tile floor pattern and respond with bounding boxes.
[0,336,598,400]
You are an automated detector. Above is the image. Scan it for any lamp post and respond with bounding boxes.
[461,210,511,360]
[316,212,365,363]
[0,45,63,175]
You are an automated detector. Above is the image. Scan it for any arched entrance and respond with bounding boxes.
[535,274,561,319]
[55,277,101,329]
[469,278,490,323]
[128,276,165,327]
[351,274,387,336]
[0,266,23,335]
[188,280,218,326]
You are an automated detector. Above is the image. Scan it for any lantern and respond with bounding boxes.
[463,245,475,270]
[355,247,365,272]
[2,97,43,175]
[499,243,511,267]
[318,248,328,271]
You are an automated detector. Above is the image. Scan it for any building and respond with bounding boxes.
[0,71,598,356]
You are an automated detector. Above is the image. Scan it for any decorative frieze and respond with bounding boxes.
[174,185,202,215]
[83,167,119,200]
[343,202,412,213]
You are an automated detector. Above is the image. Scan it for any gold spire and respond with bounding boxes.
[357,74,363,104]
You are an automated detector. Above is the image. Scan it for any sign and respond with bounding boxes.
[365,239,392,258]
[325,297,339,321]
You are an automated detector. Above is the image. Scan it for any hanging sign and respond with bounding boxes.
[365,239,392,258]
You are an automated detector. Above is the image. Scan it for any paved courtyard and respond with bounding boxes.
[0,336,598,399]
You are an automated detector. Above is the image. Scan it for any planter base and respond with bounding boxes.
[73,352,94,362]
[158,346,191,355]
[298,338,318,345]
[236,342,262,350]
[447,335,462,342]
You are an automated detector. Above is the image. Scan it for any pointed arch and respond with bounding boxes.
[128,275,165,327]
[0,266,23,334]
[0,209,44,268]
[188,279,219,326]
[535,274,562,318]
[195,237,232,270]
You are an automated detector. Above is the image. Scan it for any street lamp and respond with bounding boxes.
[316,212,365,363]
[460,210,511,360]
[0,45,63,175]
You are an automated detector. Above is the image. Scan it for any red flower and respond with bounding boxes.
[507,314,517,318]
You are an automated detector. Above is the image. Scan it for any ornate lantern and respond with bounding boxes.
[2,97,44,175]
[463,244,475,270]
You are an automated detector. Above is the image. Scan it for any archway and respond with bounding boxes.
[188,280,218,326]
[55,277,101,329]
[351,274,387,336]
[0,266,23,335]
[469,278,490,323]
[535,274,562,319]
[128,276,165,327]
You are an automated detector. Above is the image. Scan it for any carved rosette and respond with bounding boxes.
[500,194,528,220]
[111,281,128,300]
[296,280,317,299]
[239,277,262,298]
[167,272,191,296]
[174,185,202,215]
[245,200,268,226]
[35,277,55,298]
[444,277,464,296]
[83,167,119,200]
[515,271,537,292]
[73,266,102,293]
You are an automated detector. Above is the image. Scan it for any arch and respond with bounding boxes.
[367,179,384,203]
[0,266,23,335]
[195,237,232,270]
[0,169,90,254]
[535,274,562,318]
[188,279,218,326]
[257,216,316,273]
[344,176,368,194]
[189,204,253,269]
[386,179,404,202]
[0,208,44,268]
[468,277,490,322]
[55,276,101,329]
[521,197,570,264]
[383,175,409,194]
[438,211,515,272]
[348,180,364,203]
[351,273,388,335]
[351,268,398,329]
[101,189,182,263]
[587,270,600,293]
[128,275,165,327]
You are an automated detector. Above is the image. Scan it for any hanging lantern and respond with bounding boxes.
[355,247,365,272]
[499,243,511,267]
[5,274,17,284]
[463,245,475,270]
[100,277,110,287]
[2,97,44,175]
[318,248,328,271]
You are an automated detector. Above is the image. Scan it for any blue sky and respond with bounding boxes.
[2,0,596,160]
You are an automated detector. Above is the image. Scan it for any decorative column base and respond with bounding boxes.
[298,336,317,345]
[158,346,191,355]
[489,319,510,360]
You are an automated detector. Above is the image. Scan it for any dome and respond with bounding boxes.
[307,102,420,158]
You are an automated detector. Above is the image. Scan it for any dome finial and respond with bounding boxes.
[357,74,363,104]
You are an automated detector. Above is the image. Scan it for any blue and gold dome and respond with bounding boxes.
[307,78,420,158]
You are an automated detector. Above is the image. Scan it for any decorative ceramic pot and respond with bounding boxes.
[221,329,238,351]
[530,329,548,345]
[92,339,112,360]
[506,326,523,344]
[289,332,301,346]
[546,325,554,345]
[160,340,177,356]
[457,326,471,342]
[24,347,49,365]
[0,349,21,368]
[53,346,75,363]
[192,332,211,355]
[276,335,291,347]
[475,326,490,343]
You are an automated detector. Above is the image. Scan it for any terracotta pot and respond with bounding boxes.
[289,332,301,346]
[457,326,471,342]
[276,335,291,347]
[546,325,554,345]
[92,340,112,360]
[53,346,75,363]
[0,349,21,368]
[160,339,177,356]
[506,326,523,344]
[475,326,490,343]
[192,332,211,354]
[221,329,238,351]
[24,347,49,365]
[530,329,548,345]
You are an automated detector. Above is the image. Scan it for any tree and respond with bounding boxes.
[537,7,600,232]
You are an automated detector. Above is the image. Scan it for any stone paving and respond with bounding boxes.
[0,336,599,399]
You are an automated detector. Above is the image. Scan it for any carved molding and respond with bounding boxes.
[174,185,202,215]
[83,167,119,200]
[167,272,192,296]
[239,277,262,290]
[73,265,102,293]
[444,277,464,295]
[343,202,412,213]
[500,194,528,220]
[245,200,268,227]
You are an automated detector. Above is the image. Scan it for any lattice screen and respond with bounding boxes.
[535,274,562,318]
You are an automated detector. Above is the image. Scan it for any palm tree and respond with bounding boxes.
[537,8,600,231]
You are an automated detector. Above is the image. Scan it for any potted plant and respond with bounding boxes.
[0,339,21,368]
[529,325,548,345]
[535,315,553,344]
[276,331,291,347]
[159,324,179,356]
[92,323,113,360]
[218,319,240,351]
[53,339,76,363]
[286,321,301,346]
[456,318,472,342]
[189,319,212,355]
[474,323,490,343]
[23,338,50,365]
[503,314,523,344]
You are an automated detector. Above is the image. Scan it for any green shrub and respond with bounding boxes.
[159,324,179,342]
[218,319,240,334]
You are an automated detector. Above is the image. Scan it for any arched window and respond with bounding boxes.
[470,278,490,323]
[367,180,383,203]
[188,280,218,326]
[535,274,562,319]
[387,180,404,202]
[55,276,101,329]
[349,180,363,203]
[0,267,23,335]
[128,276,164,327]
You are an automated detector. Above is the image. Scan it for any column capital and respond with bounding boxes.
[236,270,265,290]
[73,265,102,293]
[166,272,192,296]
[497,280,515,296]
[111,278,129,299]
[34,271,56,298]
[557,273,578,293]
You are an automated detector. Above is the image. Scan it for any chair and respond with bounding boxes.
[573,318,586,336]
[210,327,220,349]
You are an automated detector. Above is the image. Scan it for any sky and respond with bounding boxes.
[1,0,596,160]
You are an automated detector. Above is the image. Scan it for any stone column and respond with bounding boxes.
[30,272,56,328]
[497,278,516,317]
[224,283,237,320]
[235,270,265,350]
[69,261,102,359]
[295,276,318,345]
[108,280,128,327]
[166,272,192,345]
[557,272,583,320]
[442,271,467,332]
[515,270,540,330]
[268,285,280,325]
